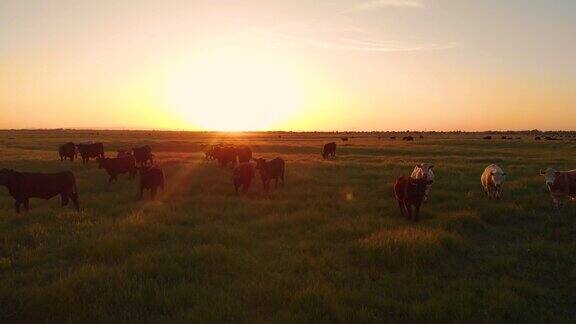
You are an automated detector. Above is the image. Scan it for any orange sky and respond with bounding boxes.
[1,1,575,131]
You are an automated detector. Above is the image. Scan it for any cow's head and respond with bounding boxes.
[0,168,15,186]
[490,170,506,188]
[254,158,266,170]
[540,168,558,187]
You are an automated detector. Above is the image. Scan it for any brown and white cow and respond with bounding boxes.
[540,168,576,209]
[410,163,434,202]
[481,164,506,200]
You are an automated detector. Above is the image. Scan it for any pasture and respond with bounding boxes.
[0,130,575,323]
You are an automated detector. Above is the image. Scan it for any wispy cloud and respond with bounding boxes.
[348,0,425,12]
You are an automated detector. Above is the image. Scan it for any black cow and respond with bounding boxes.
[139,166,164,199]
[403,136,414,141]
[237,146,253,163]
[390,136,396,140]
[341,137,349,142]
[0,168,79,213]
[98,156,137,184]
[133,145,153,166]
[77,143,104,164]
[483,136,492,140]
[394,176,431,221]
[233,162,255,194]
[59,142,76,161]
[254,157,285,192]
[322,142,336,159]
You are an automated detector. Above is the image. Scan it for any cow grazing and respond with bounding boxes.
[59,142,76,161]
[322,142,337,159]
[236,146,253,163]
[403,136,414,141]
[133,145,153,166]
[139,166,164,199]
[483,136,492,140]
[390,136,396,140]
[481,164,506,200]
[419,135,424,139]
[0,168,79,213]
[540,168,576,209]
[98,156,137,184]
[255,157,285,192]
[233,162,255,194]
[201,144,217,160]
[77,143,104,164]
[501,136,507,140]
[341,137,349,142]
[410,163,435,202]
[535,136,541,140]
[394,176,431,221]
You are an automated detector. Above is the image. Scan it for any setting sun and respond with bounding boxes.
[166,52,306,131]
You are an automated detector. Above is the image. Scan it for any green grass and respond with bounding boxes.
[1,130,576,323]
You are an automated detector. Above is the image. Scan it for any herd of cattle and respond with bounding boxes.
[0,141,575,219]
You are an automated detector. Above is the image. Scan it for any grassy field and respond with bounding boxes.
[0,130,575,323]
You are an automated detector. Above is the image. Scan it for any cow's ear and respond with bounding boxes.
[540,169,546,175]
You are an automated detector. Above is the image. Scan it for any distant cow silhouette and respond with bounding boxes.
[139,166,164,199]
[483,136,492,140]
[59,142,76,161]
[77,143,104,164]
[322,142,336,159]
[403,136,414,141]
[255,157,285,192]
[0,168,79,213]
[340,137,349,142]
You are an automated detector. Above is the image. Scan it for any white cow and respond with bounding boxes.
[411,163,434,202]
[481,164,506,199]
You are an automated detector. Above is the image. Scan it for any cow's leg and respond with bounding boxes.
[151,187,157,200]
[61,194,69,207]
[23,199,30,211]
[406,204,413,221]
[413,204,421,222]
[275,176,279,188]
[397,200,405,218]
[71,193,80,211]
[14,201,21,213]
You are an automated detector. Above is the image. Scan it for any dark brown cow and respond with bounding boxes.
[403,136,414,141]
[59,142,76,161]
[139,166,164,199]
[0,168,79,213]
[535,136,541,140]
[214,146,237,167]
[390,136,396,140]
[540,168,576,209]
[483,136,492,140]
[254,157,285,192]
[77,143,104,164]
[394,176,431,221]
[236,146,253,163]
[133,145,153,166]
[341,137,349,142]
[98,156,137,184]
[233,162,255,194]
[322,142,336,159]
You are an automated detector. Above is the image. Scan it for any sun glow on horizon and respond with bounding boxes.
[166,52,308,131]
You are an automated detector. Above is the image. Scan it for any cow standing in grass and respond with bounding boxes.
[394,176,430,221]
[481,164,506,199]
[237,146,253,163]
[215,146,237,168]
[411,163,434,202]
[322,142,336,159]
[254,157,285,192]
[0,168,79,213]
[139,165,164,199]
[59,142,76,162]
[77,142,104,164]
[98,156,137,184]
[540,168,576,209]
[233,162,254,194]
[133,145,153,166]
